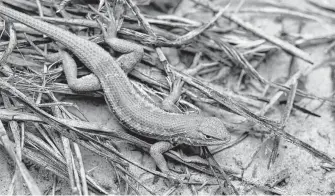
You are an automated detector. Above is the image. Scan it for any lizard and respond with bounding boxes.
[0,4,231,176]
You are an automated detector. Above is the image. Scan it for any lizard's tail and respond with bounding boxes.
[0,5,81,52]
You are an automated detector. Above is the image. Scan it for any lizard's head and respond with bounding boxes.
[183,117,231,146]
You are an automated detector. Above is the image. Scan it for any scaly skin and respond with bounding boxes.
[0,5,231,174]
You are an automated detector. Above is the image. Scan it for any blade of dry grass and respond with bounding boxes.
[228,7,325,23]
[211,132,249,155]
[0,77,84,141]
[0,21,16,63]
[267,80,298,168]
[212,37,270,84]
[307,0,335,12]
[32,0,50,106]
[21,141,110,194]
[62,137,77,193]
[115,163,155,195]
[204,147,238,195]
[192,0,314,64]
[165,4,230,46]
[0,20,15,76]
[1,93,25,194]
[0,120,42,195]
[260,57,335,115]
[57,0,72,13]
[51,101,78,194]
[74,143,88,195]
[281,81,298,125]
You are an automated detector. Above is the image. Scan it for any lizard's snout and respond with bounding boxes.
[199,118,231,145]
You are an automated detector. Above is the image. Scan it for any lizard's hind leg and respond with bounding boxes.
[96,3,144,74]
[61,50,101,91]
[105,37,143,74]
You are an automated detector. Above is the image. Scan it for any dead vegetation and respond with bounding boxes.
[0,0,334,194]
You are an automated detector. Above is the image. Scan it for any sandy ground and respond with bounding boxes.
[1,0,335,195]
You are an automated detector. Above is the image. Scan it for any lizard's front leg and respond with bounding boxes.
[61,50,101,91]
[149,141,173,174]
[150,142,190,181]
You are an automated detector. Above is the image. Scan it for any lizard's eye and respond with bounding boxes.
[204,134,222,140]
[204,134,213,139]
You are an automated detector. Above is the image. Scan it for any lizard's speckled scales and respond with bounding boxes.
[0,5,229,146]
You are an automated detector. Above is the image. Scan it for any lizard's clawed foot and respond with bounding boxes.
[161,77,184,113]
[95,0,125,39]
[165,172,190,185]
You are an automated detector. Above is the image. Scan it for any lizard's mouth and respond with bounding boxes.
[183,135,231,146]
